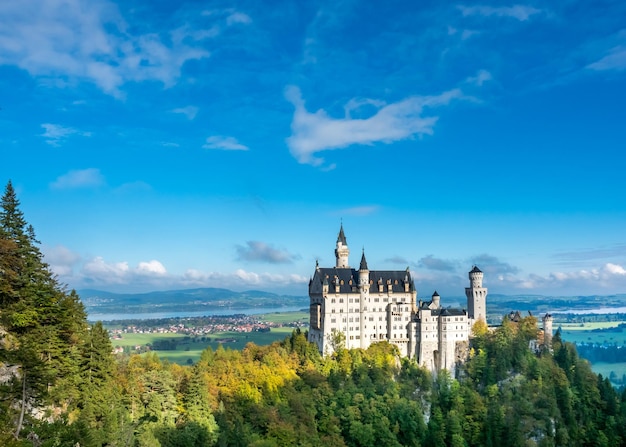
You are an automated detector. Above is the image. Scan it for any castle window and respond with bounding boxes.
[331,309,335,313]
[355,299,359,303]
[383,297,388,302]
[339,298,344,303]
[349,298,353,303]
[331,318,336,323]
[339,309,343,313]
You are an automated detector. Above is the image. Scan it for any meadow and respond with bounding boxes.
[108,312,307,364]
[559,321,626,345]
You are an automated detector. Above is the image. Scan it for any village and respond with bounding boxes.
[107,314,307,338]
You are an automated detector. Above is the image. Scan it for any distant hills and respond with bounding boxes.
[79,287,309,317]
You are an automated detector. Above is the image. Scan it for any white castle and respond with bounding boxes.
[308,225,487,372]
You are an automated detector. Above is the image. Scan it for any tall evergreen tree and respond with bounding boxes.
[0,180,89,440]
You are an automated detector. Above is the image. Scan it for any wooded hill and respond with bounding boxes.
[2,180,626,446]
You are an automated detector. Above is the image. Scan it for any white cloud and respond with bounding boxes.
[605,263,626,275]
[50,168,105,190]
[82,257,131,284]
[79,256,169,286]
[466,69,493,86]
[226,12,252,26]
[495,262,626,295]
[203,135,249,151]
[587,45,626,71]
[0,0,210,96]
[41,123,90,146]
[181,268,308,290]
[137,260,167,275]
[51,253,308,292]
[285,86,462,166]
[458,5,542,21]
[43,244,82,276]
[171,106,199,120]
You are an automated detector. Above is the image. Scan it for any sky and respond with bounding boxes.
[1,0,626,299]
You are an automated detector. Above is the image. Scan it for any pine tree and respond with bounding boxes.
[0,180,88,440]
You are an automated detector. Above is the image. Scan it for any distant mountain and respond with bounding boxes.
[79,287,309,316]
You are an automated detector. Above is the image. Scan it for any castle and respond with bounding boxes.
[308,225,488,372]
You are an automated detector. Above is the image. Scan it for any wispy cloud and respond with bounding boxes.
[235,241,299,264]
[41,123,90,146]
[466,69,493,86]
[587,45,626,71]
[50,168,105,190]
[552,244,626,265]
[171,106,199,120]
[419,255,458,272]
[285,86,462,166]
[226,12,252,26]
[0,0,212,96]
[203,135,249,151]
[385,256,412,265]
[458,5,542,21]
[334,206,380,216]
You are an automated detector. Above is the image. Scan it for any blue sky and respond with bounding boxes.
[2,0,626,299]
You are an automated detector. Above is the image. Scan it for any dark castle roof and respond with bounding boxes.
[360,251,368,270]
[310,267,414,294]
[337,224,347,245]
[470,266,482,273]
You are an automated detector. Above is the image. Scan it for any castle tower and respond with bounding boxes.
[465,266,487,324]
[431,291,441,309]
[335,224,350,268]
[359,250,370,349]
[543,313,553,348]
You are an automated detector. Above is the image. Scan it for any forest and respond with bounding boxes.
[2,180,626,447]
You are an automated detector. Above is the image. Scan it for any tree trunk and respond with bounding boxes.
[14,368,26,439]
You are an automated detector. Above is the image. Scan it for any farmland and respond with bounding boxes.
[106,311,307,364]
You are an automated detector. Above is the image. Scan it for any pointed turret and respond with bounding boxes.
[360,250,368,271]
[335,223,350,268]
[337,224,347,245]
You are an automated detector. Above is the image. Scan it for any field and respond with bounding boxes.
[257,311,308,325]
[111,312,302,364]
[559,321,626,345]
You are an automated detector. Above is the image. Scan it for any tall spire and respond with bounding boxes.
[337,223,347,245]
[360,249,368,270]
